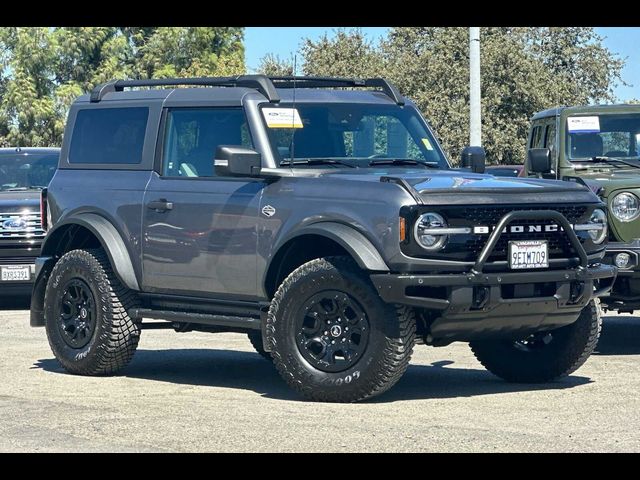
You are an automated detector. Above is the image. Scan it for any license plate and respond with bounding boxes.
[1,266,31,282]
[508,240,548,269]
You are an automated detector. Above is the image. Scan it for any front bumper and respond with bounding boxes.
[372,209,618,344]
[600,241,640,310]
[604,240,640,274]
[372,263,616,343]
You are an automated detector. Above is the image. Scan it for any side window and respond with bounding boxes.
[69,107,148,164]
[162,108,253,178]
[530,125,545,148]
[544,122,557,160]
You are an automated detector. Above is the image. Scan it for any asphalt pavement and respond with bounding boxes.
[1,296,638,452]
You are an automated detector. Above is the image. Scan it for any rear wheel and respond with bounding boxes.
[44,249,140,375]
[470,300,602,382]
[267,256,415,402]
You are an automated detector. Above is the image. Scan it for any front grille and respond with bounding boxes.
[458,206,589,261]
[459,206,588,224]
[401,204,595,265]
[0,212,45,239]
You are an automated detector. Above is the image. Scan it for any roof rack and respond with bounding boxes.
[90,75,281,103]
[269,76,404,105]
[90,74,405,105]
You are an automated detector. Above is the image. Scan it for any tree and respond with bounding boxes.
[285,27,625,164]
[0,27,246,147]
[257,53,294,76]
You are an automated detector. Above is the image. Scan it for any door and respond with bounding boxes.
[142,107,265,299]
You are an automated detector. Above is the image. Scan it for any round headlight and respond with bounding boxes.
[611,192,640,222]
[414,212,448,250]
[588,208,607,244]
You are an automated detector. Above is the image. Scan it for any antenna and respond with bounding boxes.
[289,55,298,170]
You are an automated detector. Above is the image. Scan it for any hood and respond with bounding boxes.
[0,190,40,213]
[319,168,601,205]
[574,169,640,197]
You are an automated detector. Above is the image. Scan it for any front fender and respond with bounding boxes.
[41,213,140,291]
[276,222,390,272]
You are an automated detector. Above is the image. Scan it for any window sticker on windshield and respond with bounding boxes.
[567,116,600,133]
[421,138,434,150]
[262,108,303,128]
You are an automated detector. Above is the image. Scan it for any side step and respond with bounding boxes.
[129,308,261,330]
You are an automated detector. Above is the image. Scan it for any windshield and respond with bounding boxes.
[263,103,449,169]
[0,153,58,191]
[567,113,640,161]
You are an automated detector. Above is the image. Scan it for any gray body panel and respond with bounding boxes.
[41,85,606,303]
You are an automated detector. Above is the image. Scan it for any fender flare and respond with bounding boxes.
[42,213,140,291]
[275,222,389,272]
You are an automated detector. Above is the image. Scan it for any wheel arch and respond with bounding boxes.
[41,213,140,292]
[263,222,389,299]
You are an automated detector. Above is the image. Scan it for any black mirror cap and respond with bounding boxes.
[461,146,486,174]
[528,148,552,174]
[214,145,262,177]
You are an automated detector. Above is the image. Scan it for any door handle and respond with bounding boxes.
[147,199,174,213]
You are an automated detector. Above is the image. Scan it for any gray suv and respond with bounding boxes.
[31,76,616,402]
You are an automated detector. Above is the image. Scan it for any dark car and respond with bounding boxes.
[0,147,59,296]
[30,76,615,402]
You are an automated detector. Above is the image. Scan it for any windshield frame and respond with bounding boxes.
[258,101,451,170]
[0,152,59,192]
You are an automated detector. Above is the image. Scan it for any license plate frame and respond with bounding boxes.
[508,240,549,270]
[1,265,31,282]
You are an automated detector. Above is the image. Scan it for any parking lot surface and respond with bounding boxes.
[1,297,638,452]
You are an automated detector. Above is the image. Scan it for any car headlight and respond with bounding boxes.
[611,192,640,222]
[588,208,607,244]
[414,212,448,250]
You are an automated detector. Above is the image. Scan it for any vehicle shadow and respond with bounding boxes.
[595,314,640,355]
[0,296,30,310]
[34,348,591,403]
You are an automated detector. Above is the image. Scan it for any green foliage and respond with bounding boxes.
[275,27,625,165]
[0,27,246,147]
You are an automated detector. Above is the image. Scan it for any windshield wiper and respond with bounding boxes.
[369,159,439,168]
[280,159,357,168]
[584,156,640,170]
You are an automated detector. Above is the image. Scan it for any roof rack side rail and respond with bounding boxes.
[90,75,281,103]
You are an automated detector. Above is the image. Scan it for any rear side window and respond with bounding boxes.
[69,107,148,164]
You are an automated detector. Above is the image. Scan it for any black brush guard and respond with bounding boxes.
[371,210,617,344]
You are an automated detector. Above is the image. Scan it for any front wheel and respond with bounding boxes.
[266,256,415,402]
[470,300,602,383]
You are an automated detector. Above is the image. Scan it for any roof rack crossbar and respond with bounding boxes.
[90,75,281,103]
[89,75,403,105]
[270,76,404,105]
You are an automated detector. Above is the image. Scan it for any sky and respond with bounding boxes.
[244,27,640,102]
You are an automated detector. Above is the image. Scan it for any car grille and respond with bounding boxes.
[0,212,45,239]
[459,206,589,261]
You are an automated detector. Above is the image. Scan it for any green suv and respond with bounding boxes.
[524,104,640,313]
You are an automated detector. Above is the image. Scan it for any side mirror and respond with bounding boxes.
[528,148,552,175]
[461,146,486,174]
[214,146,262,177]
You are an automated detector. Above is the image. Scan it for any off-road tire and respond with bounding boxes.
[44,248,140,375]
[266,256,415,402]
[247,331,272,361]
[470,299,602,383]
